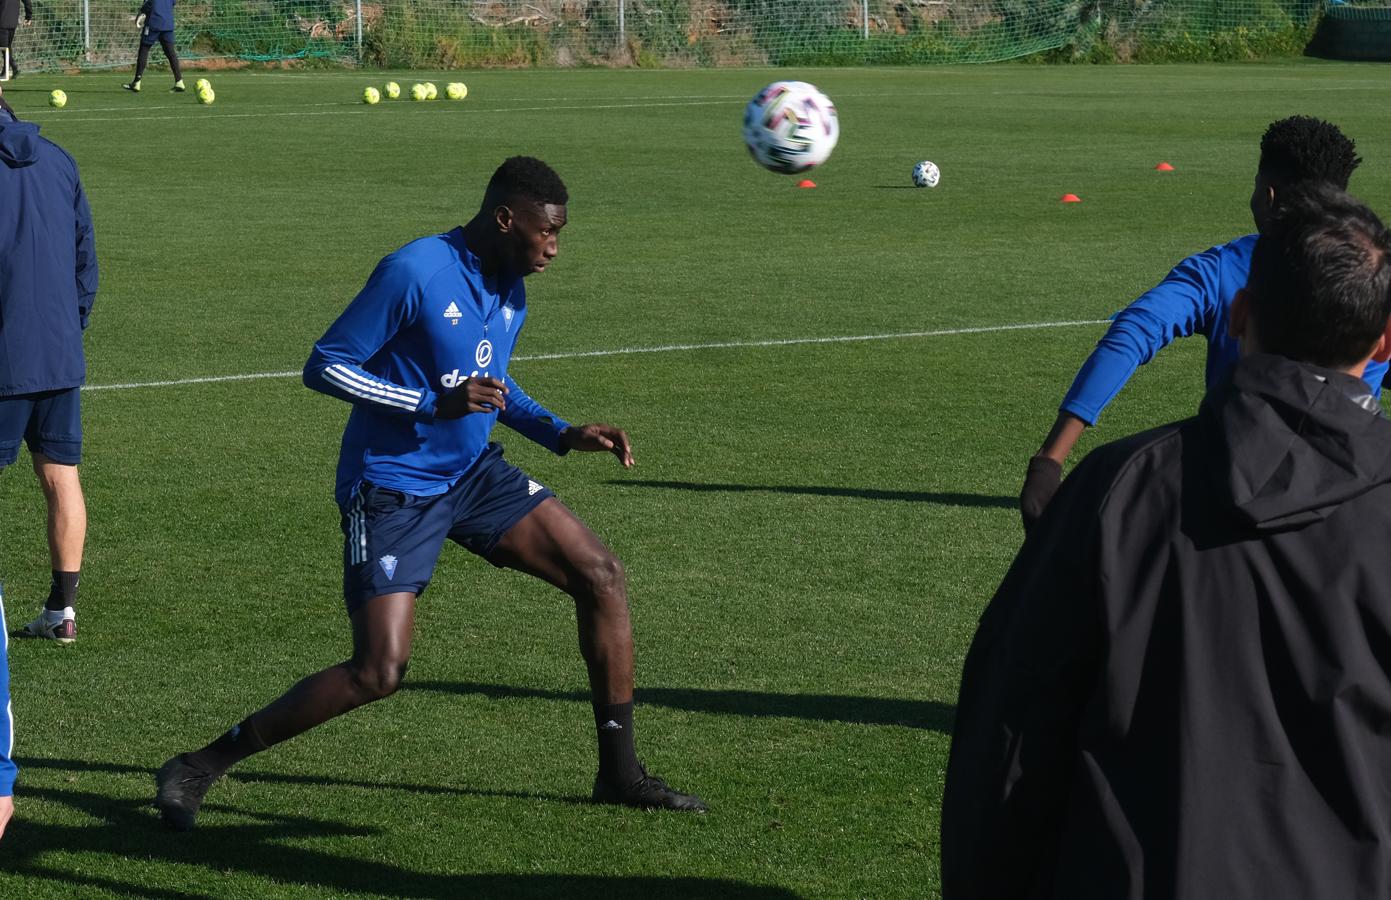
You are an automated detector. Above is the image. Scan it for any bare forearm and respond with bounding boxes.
[1035,412,1088,465]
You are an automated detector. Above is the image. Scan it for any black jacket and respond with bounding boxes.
[0,0,33,31]
[942,354,1391,899]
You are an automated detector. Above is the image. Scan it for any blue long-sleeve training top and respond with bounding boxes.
[1061,234,1388,425]
[0,115,98,396]
[304,227,570,506]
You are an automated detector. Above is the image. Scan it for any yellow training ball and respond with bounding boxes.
[384,81,401,100]
[410,83,428,101]
[362,86,381,105]
[446,82,467,101]
[48,89,67,109]
[424,82,438,100]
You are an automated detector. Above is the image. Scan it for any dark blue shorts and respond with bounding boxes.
[339,442,554,616]
[141,27,174,47]
[0,388,82,468]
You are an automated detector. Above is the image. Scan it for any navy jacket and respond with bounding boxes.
[0,113,98,395]
[139,0,175,31]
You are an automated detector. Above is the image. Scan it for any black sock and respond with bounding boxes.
[45,571,78,612]
[134,44,150,80]
[593,701,642,785]
[186,717,269,774]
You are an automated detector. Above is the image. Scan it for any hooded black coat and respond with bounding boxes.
[0,0,32,32]
[942,353,1391,899]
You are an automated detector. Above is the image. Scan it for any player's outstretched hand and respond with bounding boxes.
[1020,455,1062,532]
[434,376,509,419]
[562,424,634,468]
[0,795,13,842]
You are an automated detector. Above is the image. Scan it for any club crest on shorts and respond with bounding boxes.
[379,555,398,579]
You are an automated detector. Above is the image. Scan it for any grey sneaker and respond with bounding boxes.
[21,612,75,644]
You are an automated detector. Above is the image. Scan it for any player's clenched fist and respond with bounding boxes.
[435,375,509,419]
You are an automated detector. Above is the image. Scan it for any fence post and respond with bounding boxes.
[83,0,91,59]
[619,0,625,46]
[355,0,363,61]
[862,0,869,39]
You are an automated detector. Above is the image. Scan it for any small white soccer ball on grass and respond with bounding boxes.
[384,81,401,100]
[912,160,941,188]
[48,89,67,109]
[742,80,839,175]
[425,82,438,100]
[446,82,467,101]
[410,83,428,101]
[197,86,215,105]
[362,86,380,105]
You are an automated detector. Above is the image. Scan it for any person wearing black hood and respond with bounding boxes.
[0,0,33,81]
[942,184,1391,900]
[0,87,98,644]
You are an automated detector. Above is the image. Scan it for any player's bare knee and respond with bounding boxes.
[577,552,626,603]
[351,658,408,701]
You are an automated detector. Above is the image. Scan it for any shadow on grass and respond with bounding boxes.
[408,681,954,733]
[606,478,1016,509]
[3,764,803,899]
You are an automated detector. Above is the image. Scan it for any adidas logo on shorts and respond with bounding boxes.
[527,480,543,496]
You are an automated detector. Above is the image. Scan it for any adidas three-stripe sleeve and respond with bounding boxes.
[304,254,439,419]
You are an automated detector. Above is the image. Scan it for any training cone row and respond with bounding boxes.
[1061,163,1176,203]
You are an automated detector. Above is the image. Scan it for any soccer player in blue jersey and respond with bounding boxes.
[155,157,705,828]
[1020,116,1379,529]
[0,585,16,841]
[121,0,185,93]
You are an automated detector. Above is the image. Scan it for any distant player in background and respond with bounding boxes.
[0,85,98,644]
[1019,116,1379,529]
[0,0,33,81]
[122,0,183,93]
[155,156,706,830]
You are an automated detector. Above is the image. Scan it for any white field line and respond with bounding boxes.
[84,318,1107,392]
[30,97,738,125]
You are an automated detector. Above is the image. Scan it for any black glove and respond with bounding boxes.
[1020,456,1062,532]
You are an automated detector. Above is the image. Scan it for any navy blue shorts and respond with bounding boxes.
[0,388,82,468]
[140,27,174,47]
[339,442,554,616]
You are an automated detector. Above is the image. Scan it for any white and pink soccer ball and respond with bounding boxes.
[743,81,840,175]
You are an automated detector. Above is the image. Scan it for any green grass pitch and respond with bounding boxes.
[0,60,1388,898]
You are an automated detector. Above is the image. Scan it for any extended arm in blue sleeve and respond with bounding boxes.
[499,373,571,454]
[0,593,16,797]
[1059,246,1226,425]
[74,178,97,330]
[303,256,438,419]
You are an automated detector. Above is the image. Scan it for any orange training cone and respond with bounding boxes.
[797,179,816,189]
[1155,162,1175,172]
[1061,193,1081,203]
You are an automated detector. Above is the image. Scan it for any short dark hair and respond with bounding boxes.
[484,156,568,208]
[1247,184,1391,369]
[1258,116,1360,190]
